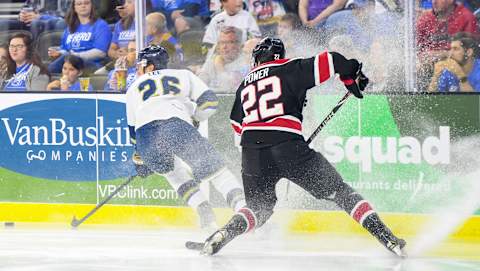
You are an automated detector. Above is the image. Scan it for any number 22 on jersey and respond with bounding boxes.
[137,76,181,101]
[242,76,284,123]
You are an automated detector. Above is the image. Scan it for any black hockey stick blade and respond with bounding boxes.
[185,241,204,251]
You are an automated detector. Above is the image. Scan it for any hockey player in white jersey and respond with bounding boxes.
[126,45,246,229]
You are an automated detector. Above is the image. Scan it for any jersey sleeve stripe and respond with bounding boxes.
[198,101,219,111]
[315,52,335,85]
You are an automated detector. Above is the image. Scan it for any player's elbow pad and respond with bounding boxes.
[194,90,218,121]
[330,52,361,78]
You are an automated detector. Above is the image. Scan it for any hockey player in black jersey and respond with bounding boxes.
[198,37,407,257]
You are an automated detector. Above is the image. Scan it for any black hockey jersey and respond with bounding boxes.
[230,52,335,148]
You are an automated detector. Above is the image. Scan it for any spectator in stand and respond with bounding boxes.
[105,41,137,92]
[298,0,347,28]
[430,32,480,92]
[324,0,401,51]
[198,26,249,92]
[46,54,93,91]
[146,12,184,63]
[150,0,210,34]
[416,0,479,90]
[0,0,68,40]
[108,0,136,62]
[276,13,304,57]
[93,0,122,24]
[0,44,8,81]
[47,0,112,74]
[203,0,261,49]
[247,0,286,35]
[0,33,49,91]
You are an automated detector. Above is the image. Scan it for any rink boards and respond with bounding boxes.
[0,92,479,241]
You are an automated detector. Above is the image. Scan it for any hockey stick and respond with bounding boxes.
[285,92,353,199]
[71,175,137,228]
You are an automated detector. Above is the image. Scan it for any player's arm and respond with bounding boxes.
[293,51,368,98]
[188,70,219,122]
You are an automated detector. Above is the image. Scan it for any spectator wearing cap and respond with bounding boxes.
[298,0,347,28]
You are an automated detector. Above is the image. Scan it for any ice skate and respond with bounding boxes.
[377,230,407,258]
[201,229,231,255]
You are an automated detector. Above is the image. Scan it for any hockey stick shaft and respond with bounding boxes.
[306,92,352,145]
[285,92,352,199]
[71,175,137,228]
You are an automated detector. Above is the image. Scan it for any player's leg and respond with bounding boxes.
[166,118,246,212]
[136,121,217,229]
[281,140,406,257]
[163,158,217,230]
[201,148,280,255]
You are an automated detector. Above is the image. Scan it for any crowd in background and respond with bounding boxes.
[0,0,479,93]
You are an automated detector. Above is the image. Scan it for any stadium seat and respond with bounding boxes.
[35,30,63,63]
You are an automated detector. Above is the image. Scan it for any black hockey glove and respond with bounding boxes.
[340,63,369,99]
[132,152,154,178]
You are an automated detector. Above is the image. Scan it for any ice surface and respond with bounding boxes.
[1,228,479,271]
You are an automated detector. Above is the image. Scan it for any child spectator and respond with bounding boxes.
[146,12,184,63]
[47,0,112,74]
[298,0,346,28]
[46,54,93,91]
[1,33,49,91]
[104,41,137,92]
[203,0,261,48]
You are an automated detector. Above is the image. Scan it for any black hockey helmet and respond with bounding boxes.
[137,45,169,70]
[252,37,285,66]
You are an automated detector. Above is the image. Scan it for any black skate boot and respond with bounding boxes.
[363,213,407,258]
[376,229,407,258]
[201,214,248,255]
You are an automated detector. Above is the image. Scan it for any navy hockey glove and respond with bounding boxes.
[340,63,369,99]
[132,152,153,178]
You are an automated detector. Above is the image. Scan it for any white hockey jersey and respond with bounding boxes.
[126,68,216,131]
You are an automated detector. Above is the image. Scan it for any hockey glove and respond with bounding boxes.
[132,152,153,178]
[340,63,369,99]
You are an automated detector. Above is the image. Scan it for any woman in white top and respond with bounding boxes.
[1,33,49,91]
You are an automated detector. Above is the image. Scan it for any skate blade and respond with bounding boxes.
[392,246,408,258]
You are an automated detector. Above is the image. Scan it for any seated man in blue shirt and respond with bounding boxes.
[435,32,480,92]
